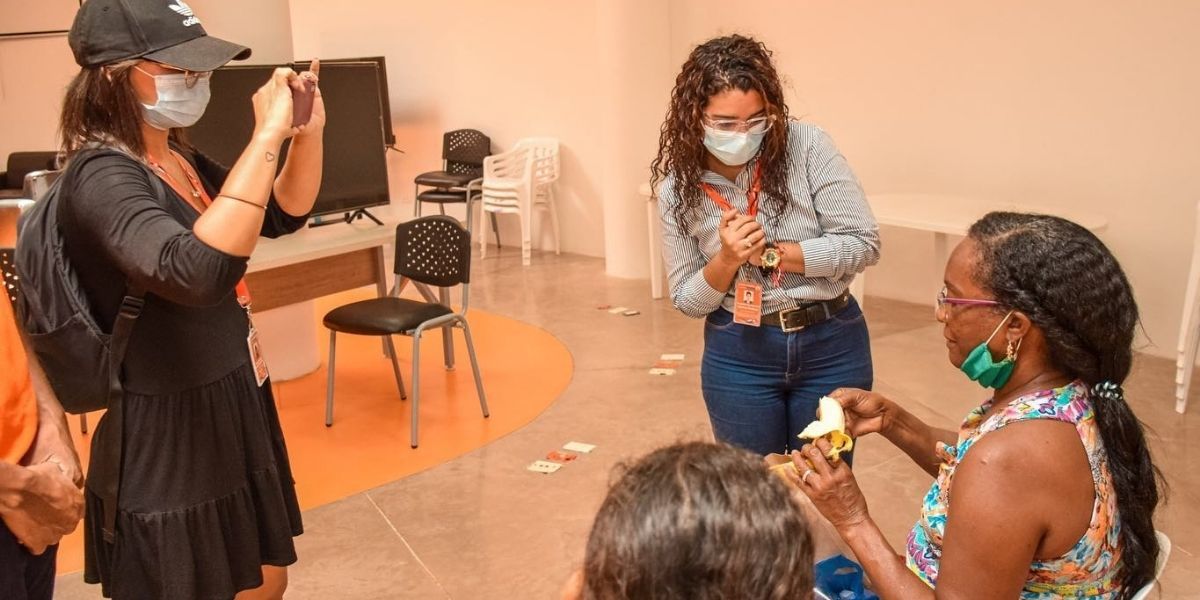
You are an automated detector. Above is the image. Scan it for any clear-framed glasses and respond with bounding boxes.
[935,286,1001,320]
[135,63,212,88]
[703,114,775,134]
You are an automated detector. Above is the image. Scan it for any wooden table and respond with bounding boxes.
[246,212,398,311]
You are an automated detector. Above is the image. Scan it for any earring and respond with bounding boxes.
[1006,337,1023,362]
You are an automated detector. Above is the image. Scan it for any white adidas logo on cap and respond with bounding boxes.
[169,1,201,27]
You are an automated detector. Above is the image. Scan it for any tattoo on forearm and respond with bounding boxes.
[266,151,276,163]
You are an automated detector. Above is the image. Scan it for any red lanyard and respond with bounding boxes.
[147,151,252,307]
[702,162,763,216]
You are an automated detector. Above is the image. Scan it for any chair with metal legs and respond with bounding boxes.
[414,129,501,244]
[322,215,489,447]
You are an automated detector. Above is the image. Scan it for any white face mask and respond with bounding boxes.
[136,68,211,130]
[703,126,766,166]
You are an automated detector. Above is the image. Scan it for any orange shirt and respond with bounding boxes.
[0,297,37,464]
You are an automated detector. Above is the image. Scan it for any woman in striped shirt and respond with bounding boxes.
[652,34,880,457]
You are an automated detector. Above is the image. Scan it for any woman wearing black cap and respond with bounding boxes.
[53,1,323,598]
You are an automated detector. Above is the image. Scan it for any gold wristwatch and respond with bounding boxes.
[760,242,782,274]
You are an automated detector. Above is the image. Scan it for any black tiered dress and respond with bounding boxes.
[59,146,305,600]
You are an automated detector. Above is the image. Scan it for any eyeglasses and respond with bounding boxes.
[935,286,1001,320]
[135,63,212,89]
[703,114,775,134]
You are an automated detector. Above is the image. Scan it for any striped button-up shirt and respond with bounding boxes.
[659,121,880,318]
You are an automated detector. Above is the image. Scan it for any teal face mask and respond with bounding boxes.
[960,311,1021,389]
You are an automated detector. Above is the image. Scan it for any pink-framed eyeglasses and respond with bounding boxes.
[935,286,1001,319]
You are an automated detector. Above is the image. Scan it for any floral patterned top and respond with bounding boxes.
[905,381,1123,598]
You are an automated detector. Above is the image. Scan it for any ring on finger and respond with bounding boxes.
[801,469,815,484]
[743,239,752,249]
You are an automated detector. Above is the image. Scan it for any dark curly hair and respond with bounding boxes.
[968,212,1164,598]
[581,442,814,600]
[651,34,791,235]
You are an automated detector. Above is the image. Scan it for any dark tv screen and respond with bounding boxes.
[187,61,391,218]
[295,56,395,147]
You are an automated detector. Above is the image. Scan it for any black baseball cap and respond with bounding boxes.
[69,0,251,72]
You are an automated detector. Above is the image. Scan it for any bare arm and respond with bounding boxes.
[192,68,299,257]
[883,408,958,478]
[272,60,324,217]
[831,388,957,478]
[797,421,1080,599]
[19,327,83,487]
[933,422,1087,598]
[0,333,83,554]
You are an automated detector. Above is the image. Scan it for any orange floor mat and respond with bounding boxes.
[54,288,573,574]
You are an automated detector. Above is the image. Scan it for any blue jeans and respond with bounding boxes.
[701,297,873,457]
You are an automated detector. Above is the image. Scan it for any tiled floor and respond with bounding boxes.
[55,250,1199,599]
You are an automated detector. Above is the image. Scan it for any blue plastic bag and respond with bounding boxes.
[813,554,879,600]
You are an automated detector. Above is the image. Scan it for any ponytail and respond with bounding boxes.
[969,213,1163,597]
[1089,382,1164,598]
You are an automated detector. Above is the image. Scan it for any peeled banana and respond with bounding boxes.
[797,395,854,461]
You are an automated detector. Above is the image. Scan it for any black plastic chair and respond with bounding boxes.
[414,129,500,245]
[322,215,489,448]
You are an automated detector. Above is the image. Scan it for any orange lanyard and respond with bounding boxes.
[147,151,252,307]
[702,162,763,217]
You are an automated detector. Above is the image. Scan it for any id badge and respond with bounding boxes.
[733,281,763,327]
[246,316,269,387]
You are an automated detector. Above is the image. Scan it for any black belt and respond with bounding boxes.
[760,292,851,332]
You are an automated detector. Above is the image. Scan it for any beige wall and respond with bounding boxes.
[287,0,611,259]
[0,0,292,167]
[192,0,294,65]
[3,1,1195,357]
[597,0,673,277]
[670,0,1200,359]
[0,34,75,162]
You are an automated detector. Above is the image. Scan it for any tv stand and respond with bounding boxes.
[309,207,385,228]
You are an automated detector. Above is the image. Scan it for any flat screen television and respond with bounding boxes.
[295,56,395,147]
[186,60,391,222]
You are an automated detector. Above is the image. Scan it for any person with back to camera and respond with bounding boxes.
[49,0,324,597]
[652,34,880,459]
[560,441,818,599]
[787,212,1164,599]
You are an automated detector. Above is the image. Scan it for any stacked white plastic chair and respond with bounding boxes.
[1176,202,1200,414]
[478,138,561,266]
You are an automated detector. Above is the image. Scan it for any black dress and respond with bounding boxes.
[59,146,306,600]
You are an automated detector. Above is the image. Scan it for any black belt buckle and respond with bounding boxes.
[777,305,808,333]
[775,292,849,333]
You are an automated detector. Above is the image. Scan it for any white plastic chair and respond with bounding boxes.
[478,138,561,266]
[1129,530,1172,600]
[1176,202,1200,413]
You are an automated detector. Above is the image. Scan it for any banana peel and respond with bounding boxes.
[765,453,801,486]
[796,395,854,461]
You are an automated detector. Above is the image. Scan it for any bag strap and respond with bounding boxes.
[94,159,165,543]
[98,286,145,542]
